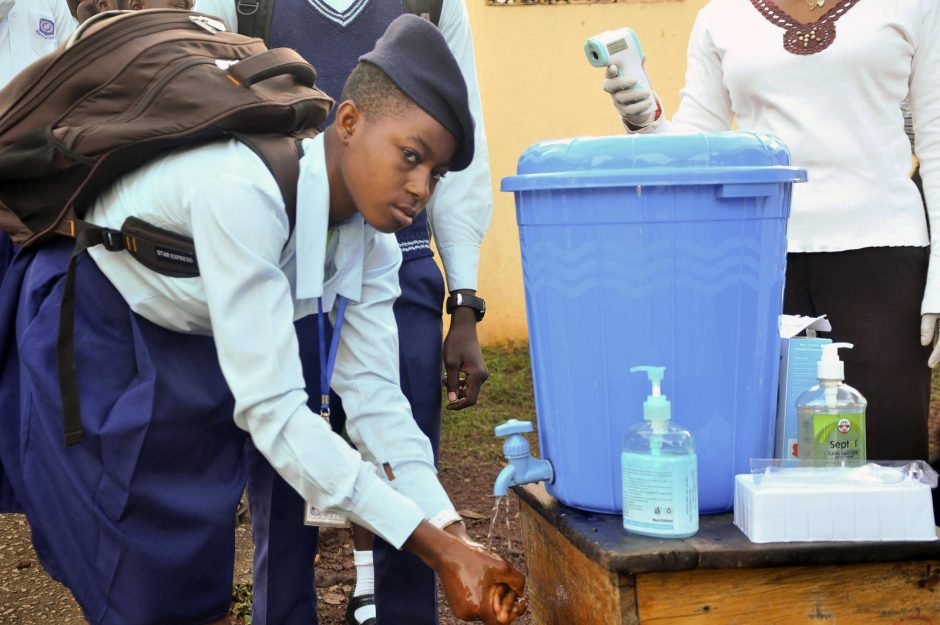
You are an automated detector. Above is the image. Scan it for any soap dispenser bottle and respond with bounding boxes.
[621,366,698,538]
[796,342,868,463]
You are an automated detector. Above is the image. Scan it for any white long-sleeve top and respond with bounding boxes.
[0,0,76,88]
[85,134,455,549]
[649,0,940,312]
[193,0,492,291]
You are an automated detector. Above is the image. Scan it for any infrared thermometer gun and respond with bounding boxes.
[584,28,652,92]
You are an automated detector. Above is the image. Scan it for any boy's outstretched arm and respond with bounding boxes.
[405,521,527,625]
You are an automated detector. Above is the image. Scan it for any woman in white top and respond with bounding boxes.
[604,0,939,518]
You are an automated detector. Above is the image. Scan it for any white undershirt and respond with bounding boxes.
[656,0,940,311]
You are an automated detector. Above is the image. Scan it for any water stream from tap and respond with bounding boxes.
[504,493,513,553]
[485,495,505,551]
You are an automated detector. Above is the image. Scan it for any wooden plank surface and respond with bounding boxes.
[514,484,940,574]
[635,561,940,624]
[519,494,639,625]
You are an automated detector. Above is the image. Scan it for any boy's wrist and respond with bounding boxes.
[404,520,451,570]
[446,289,485,322]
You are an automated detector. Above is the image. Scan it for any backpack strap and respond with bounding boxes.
[236,0,275,41]
[53,135,305,446]
[403,0,443,26]
[55,220,146,446]
[232,133,303,231]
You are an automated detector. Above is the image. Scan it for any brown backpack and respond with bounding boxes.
[0,9,334,445]
[0,8,332,257]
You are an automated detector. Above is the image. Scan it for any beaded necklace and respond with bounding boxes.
[750,0,862,55]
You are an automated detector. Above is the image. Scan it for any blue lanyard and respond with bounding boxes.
[317,295,347,419]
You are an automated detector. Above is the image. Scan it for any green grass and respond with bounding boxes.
[439,342,535,469]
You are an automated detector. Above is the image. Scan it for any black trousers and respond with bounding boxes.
[784,247,939,522]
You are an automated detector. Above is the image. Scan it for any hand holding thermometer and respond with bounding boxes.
[584,28,652,90]
[587,28,658,128]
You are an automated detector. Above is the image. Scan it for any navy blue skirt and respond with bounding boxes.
[0,240,246,625]
[0,232,21,512]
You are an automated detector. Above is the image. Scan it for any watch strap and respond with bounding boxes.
[446,293,485,322]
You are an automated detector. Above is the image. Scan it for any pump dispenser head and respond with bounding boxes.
[818,342,853,381]
[630,365,671,421]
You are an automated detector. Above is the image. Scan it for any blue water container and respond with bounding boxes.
[501,132,806,514]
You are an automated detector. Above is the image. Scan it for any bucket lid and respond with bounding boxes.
[501,132,807,192]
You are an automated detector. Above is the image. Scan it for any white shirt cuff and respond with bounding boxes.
[438,244,481,292]
[384,460,455,522]
[347,471,426,549]
[429,508,463,529]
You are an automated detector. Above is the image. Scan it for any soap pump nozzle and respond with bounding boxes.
[630,365,672,425]
[630,365,672,455]
[817,342,853,381]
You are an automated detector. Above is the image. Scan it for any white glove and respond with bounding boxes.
[603,65,657,130]
[920,313,940,368]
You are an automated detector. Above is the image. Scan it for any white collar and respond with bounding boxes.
[295,133,364,307]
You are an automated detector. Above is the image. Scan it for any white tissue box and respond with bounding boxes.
[734,473,937,543]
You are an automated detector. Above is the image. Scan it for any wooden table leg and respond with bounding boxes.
[519,496,639,625]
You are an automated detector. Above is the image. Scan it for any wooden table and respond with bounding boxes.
[514,483,940,625]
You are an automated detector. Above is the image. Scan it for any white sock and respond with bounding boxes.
[352,550,376,623]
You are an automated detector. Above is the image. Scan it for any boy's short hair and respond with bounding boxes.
[340,62,414,123]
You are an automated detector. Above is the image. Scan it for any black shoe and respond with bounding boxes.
[345,593,376,625]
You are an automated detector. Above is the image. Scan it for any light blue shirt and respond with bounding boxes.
[86,134,454,548]
[193,0,493,290]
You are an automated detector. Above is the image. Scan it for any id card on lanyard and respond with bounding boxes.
[304,295,352,528]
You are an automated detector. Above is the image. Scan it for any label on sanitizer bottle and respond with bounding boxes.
[621,452,698,537]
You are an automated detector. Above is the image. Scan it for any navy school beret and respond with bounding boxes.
[359,14,475,172]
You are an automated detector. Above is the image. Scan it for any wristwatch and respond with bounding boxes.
[446,293,486,322]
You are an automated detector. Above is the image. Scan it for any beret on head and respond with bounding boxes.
[359,14,475,171]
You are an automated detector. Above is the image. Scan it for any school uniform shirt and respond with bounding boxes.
[0,0,76,88]
[193,0,492,291]
[84,133,456,549]
[643,0,940,312]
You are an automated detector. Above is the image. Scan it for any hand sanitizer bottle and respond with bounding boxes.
[621,366,698,538]
[796,342,867,463]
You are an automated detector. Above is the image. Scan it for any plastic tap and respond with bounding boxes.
[492,419,554,497]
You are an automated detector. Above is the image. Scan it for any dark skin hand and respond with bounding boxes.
[443,288,489,410]
[406,521,527,624]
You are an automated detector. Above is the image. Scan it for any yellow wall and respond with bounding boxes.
[457,0,708,343]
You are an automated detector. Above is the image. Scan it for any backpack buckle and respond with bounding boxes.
[101,228,126,252]
[237,0,259,15]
